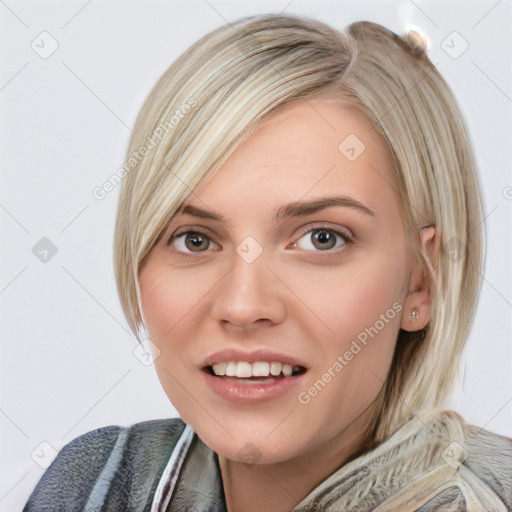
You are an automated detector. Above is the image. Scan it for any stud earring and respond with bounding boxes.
[411,308,419,322]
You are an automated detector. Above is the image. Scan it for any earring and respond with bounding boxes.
[411,308,419,322]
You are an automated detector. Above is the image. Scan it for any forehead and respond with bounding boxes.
[182,97,398,220]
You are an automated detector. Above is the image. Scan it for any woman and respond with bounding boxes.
[24,13,511,512]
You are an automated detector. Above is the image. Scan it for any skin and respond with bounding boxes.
[138,97,440,512]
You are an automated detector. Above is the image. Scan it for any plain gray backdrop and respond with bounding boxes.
[1,1,511,510]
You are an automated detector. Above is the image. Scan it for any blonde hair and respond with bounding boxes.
[113,14,485,441]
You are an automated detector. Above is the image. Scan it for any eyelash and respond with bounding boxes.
[166,224,354,258]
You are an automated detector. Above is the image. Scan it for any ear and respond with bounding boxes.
[400,226,441,332]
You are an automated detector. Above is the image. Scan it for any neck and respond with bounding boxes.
[219,407,377,512]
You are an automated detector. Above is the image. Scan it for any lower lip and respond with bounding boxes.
[202,370,306,404]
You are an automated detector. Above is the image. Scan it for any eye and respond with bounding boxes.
[293,226,352,252]
[167,230,219,254]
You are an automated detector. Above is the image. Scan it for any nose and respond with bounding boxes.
[210,248,287,332]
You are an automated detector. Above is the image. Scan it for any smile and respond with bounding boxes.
[201,349,309,403]
[206,361,306,379]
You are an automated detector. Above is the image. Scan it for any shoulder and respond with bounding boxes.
[24,417,186,511]
[460,420,512,509]
[423,410,512,510]
[385,410,512,511]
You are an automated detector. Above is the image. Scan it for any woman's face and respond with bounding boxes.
[139,98,423,465]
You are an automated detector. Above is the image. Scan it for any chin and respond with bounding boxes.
[213,436,300,466]
[187,413,308,465]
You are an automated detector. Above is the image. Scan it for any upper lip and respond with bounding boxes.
[202,348,309,369]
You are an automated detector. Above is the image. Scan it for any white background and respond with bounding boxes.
[1,1,511,510]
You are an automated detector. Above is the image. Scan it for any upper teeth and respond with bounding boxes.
[212,361,298,378]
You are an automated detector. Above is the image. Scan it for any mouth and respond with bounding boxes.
[201,349,309,403]
[202,361,308,383]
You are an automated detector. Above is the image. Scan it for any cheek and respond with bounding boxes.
[291,260,404,424]
[138,261,203,416]
[138,256,223,376]
[138,267,176,340]
[293,252,405,343]
[138,260,208,340]
[291,250,406,406]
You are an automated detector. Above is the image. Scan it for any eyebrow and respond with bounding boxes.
[178,195,376,224]
[272,195,376,221]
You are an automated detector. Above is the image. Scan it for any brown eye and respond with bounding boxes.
[168,230,217,254]
[311,229,337,250]
[295,227,350,252]
[184,232,210,251]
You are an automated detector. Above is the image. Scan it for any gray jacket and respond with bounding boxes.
[23,411,512,511]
